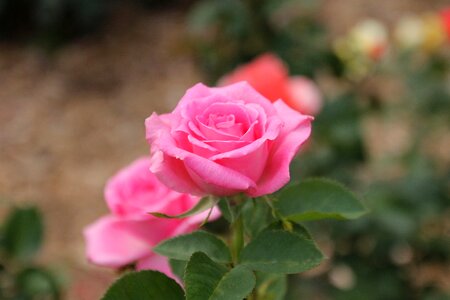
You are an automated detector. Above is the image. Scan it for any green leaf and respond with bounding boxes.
[185,252,255,300]
[209,265,256,300]
[255,272,287,300]
[154,231,232,263]
[169,259,187,281]
[16,267,61,299]
[102,271,184,300]
[3,207,43,261]
[240,229,324,274]
[242,199,275,238]
[275,178,367,222]
[265,222,312,240]
[150,196,216,219]
[217,198,235,223]
[185,252,227,300]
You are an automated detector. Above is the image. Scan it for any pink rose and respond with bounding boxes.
[287,76,322,116]
[220,53,322,115]
[83,157,217,279]
[145,82,313,197]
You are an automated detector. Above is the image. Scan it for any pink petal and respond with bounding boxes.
[146,114,204,195]
[248,100,313,197]
[105,157,184,218]
[287,76,322,115]
[204,139,251,153]
[172,206,221,236]
[199,102,252,136]
[239,120,257,142]
[188,120,207,139]
[214,142,268,182]
[188,134,218,157]
[149,148,204,196]
[196,118,241,141]
[83,216,154,268]
[137,254,183,285]
[194,102,259,143]
[244,103,267,137]
[212,82,278,116]
[173,83,213,114]
[136,253,174,274]
[209,116,282,160]
[146,113,194,160]
[183,155,256,196]
[179,92,232,121]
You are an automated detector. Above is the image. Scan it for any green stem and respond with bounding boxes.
[231,214,244,265]
[263,195,293,231]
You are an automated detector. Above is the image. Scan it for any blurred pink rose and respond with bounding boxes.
[288,76,322,116]
[84,157,218,279]
[220,53,322,115]
[146,82,312,197]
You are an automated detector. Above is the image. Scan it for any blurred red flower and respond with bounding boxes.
[440,7,450,39]
[220,53,322,115]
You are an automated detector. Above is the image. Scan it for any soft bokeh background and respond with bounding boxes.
[0,0,448,299]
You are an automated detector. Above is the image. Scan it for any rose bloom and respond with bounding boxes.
[84,157,218,279]
[220,53,322,116]
[440,7,450,40]
[146,82,312,197]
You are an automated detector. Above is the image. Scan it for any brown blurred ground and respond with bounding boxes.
[0,1,447,299]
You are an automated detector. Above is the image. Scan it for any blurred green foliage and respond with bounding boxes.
[188,0,337,82]
[290,49,449,300]
[397,52,450,116]
[0,206,63,300]
[3,207,43,262]
[287,152,450,299]
[294,93,367,185]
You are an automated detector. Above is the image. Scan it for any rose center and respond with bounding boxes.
[207,113,244,136]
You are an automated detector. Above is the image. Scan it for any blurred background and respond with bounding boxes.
[0,0,448,299]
